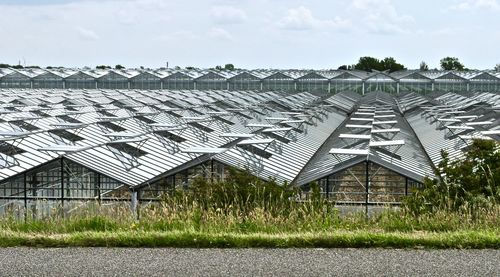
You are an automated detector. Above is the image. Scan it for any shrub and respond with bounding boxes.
[404,140,500,216]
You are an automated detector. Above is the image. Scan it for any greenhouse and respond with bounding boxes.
[1,67,500,93]
[0,66,499,219]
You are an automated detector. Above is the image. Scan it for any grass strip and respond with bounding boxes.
[0,231,498,249]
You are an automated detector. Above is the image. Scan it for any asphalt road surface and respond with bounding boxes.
[0,248,498,276]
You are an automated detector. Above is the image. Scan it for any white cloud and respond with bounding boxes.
[155,30,198,42]
[451,0,500,11]
[207,27,233,41]
[350,0,414,34]
[115,9,139,25]
[278,6,350,31]
[210,6,247,24]
[432,27,458,36]
[478,0,500,9]
[450,2,472,11]
[76,26,99,41]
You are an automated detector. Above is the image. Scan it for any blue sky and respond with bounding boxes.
[1,0,499,69]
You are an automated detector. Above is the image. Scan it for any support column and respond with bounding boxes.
[32,178,37,220]
[60,157,65,217]
[160,81,163,90]
[294,81,297,91]
[96,173,102,204]
[328,82,331,93]
[226,82,230,91]
[325,178,330,199]
[131,190,139,219]
[95,81,98,89]
[172,173,176,191]
[466,82,470,92]
[193,81,197,90]
[365,161,369,216]
[396,82,400,95]
[362,81,366,95]
[431,81,435,91]
[23,173,27,221]
[405,177,409,196]
[210,159,214,183]
[127,81,131,89]
[63,80,66,89]
[260,81,263,91]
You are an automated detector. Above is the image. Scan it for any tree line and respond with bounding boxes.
[337,56,491,72]
[2,60,500,72]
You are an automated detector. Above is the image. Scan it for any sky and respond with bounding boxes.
[0,0,499,70]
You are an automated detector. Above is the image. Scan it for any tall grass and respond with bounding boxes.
[1,177,498,235]
[1,201,498,235]
[1,151,499,238]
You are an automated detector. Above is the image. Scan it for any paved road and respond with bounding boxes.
[0,248,498,276]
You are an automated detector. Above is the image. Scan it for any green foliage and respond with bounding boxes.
[0,63,25,69]
[440,57,465,71]
[380,57,406,72]
[354,56,384,71]
[163,168,300,217]
[0,63,41,69]
[338,65,355,70]
[96,65,111,69]
[495,64,500,72]
[353,56,406,73]
[420,61,429,71]
[404,140,500,216]
[212,64,235,71]
[224,64,235,71]
[115,64,125,70]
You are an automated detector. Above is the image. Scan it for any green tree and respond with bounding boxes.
[440,57,465,71]
[354,56,406,72]
[224,64,235,71]
[338,65,348,70]
[380,57,406,72]
[96,65,111,69]
[419,61,429,71]
[115,64,125,70]
[354,56,384,71]
[215,65,222,70]
[495,64,500,72]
